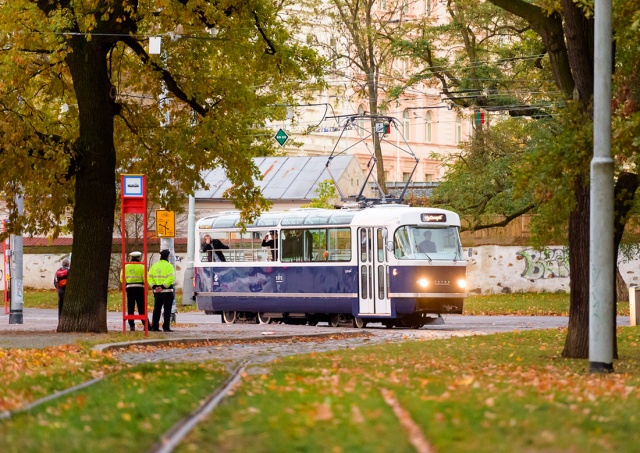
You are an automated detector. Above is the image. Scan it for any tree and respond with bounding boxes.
[302,179,338,208]
[0,1,323,332]
[426,0,640,358]
[306,0,418,190]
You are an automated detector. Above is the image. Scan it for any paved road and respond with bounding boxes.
[0,308,576,333]
[0,309,629,352]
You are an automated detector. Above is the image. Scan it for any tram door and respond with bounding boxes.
[357,228,390,315]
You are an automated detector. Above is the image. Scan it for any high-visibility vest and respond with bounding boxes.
[121,262,145,287]
[147,259,175,291]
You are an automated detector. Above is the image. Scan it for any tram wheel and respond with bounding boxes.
[222,311,237,324]
[382,320,395,329]
[352,317,366,329]
[328,314,340,328]
[307,316,319,326]
[255,312,271,324]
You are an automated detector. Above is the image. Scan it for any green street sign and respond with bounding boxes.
[275,128,289,146]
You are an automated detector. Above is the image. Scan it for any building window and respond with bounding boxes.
[425,173,433,182]
[402,172,411,182]
[425,111,432,143]
[357,105,366,136]
[403,109,411,140]
[425,0,431,15]
[381,0,387,10]
[455,115,462,144]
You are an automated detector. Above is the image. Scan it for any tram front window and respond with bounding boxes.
[394,226,462,260]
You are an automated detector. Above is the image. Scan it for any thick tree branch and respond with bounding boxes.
[122,36,208,117]
[460,204,536,233]
[252,11,276,55]
[488,0,575,97]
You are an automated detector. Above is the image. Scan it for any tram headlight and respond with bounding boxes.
[417,278,429,288]
[457,278,467,289]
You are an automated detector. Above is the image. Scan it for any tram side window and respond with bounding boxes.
[328,228,351,262]
[281,228,351,262]
[281,229,304,262]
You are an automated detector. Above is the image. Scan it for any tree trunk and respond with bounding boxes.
[367,76,387,192]
[57,37,118,332]
[562,176,590,358]
[612,172,639,357]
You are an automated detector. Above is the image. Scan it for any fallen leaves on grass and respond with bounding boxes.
[0,345,120,412]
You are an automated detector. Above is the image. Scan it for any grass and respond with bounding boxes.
[0,361,228,453]
[464,292,630,316]
[177,327,640,452]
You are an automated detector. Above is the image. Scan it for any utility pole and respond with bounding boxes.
[589,0,614,373]
[9,192,24,324]
[182,195,195,304]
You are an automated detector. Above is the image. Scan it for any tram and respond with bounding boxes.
[193,205,467,328]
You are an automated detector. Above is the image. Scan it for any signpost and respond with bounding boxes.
[155,210,176,238]
[120,174,148,335]
[275,128,289,147]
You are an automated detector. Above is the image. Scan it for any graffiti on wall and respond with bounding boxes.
[516,248,569,280]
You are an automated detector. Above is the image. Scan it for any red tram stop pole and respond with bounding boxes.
[120,174,149,335]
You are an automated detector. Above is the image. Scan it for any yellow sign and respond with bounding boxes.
[155,210,175,238]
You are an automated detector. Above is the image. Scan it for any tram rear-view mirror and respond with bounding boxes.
[386,241,394,252]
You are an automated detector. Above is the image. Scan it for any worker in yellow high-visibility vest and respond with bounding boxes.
[147,249,175,332]
[121,251,146,331]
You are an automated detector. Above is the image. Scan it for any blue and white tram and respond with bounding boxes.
[193,205,467,328]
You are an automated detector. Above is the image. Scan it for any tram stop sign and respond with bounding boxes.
[275,128,289,147]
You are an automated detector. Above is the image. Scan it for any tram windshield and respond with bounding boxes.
[394,226,463,261]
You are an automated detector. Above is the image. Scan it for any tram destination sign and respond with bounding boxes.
[421,213,447,223]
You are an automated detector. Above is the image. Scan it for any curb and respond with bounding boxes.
[92,330,369,353]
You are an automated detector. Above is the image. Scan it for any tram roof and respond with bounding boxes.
[196,206,460,229]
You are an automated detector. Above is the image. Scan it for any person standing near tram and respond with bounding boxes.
[121,251,147,331]
[53,258,70,317]
[148,249,176,332]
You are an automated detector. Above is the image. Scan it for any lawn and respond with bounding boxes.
[178,327,640,453]
[463,292,630,316]
[0,360,228,453]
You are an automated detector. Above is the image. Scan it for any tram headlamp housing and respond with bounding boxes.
[417,278,429,288]
[457,278,467,289]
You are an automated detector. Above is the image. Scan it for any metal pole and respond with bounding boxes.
[589,0,614,373]
[182,196,195,304]
[9,193,24,324]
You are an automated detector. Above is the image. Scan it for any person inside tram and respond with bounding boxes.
[262,230,278,261]
[201,234,214,261]
[418,230,437,253]
[282,230,303,261]
[201,234,229,262]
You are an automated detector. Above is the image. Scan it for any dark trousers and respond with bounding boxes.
[57,290,65,316]
[126,286,146,327]
[152,291,173,331]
